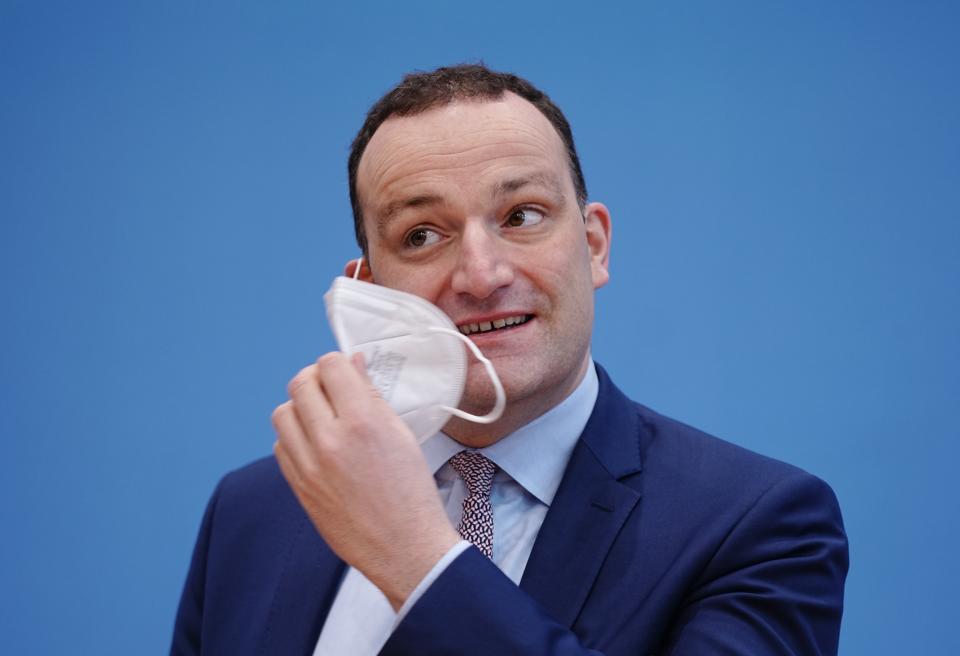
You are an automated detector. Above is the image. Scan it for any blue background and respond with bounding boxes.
[2,1,957,653]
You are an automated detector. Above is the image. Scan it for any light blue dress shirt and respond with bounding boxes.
[313,363,599,656]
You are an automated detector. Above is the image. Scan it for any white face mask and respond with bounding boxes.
[322,259,506,442]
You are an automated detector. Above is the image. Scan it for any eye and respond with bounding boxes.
[405,227,441,248]
[504,207,545,228]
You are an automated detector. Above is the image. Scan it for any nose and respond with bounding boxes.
[450,222,514,299]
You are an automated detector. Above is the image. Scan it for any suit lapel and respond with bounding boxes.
[519,365,643,627]
[258,512,347,654]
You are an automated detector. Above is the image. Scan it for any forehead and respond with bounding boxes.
[356,93,572,214]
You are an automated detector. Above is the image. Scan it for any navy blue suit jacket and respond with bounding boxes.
[172,365,848,655]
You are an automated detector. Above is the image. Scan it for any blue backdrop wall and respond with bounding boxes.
[2,1,957,653]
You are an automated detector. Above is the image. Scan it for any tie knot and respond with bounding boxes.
[448,450,496,498]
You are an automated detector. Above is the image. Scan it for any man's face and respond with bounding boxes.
[353,93,611,440]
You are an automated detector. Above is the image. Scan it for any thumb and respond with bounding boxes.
[350,352,387,402]
[350,352,367,377]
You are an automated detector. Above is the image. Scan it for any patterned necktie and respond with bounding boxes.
[448,450,497,559]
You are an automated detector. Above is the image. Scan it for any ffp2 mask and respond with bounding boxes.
[323,261,506,442]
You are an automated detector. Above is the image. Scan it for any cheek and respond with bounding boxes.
[537,233,593,289]
[372,259,451,303]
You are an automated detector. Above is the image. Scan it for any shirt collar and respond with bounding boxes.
[421,361,599,507]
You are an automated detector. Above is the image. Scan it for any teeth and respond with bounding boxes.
[457,315,529,335]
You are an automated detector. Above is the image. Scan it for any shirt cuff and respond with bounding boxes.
[393,540,472,627]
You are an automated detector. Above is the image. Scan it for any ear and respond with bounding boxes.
[583,202,612,289]
[343,257,375,282]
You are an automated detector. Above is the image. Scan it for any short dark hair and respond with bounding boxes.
[348,64,588,254]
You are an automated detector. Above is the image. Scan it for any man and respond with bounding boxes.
[172,64,848,655]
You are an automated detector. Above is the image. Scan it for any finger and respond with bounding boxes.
[271,400,314,473]
[273,439,300,488]
[315,352,385,417]
[274,439,314,511]
[287,363,336,437]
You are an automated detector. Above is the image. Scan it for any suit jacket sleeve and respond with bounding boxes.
[381,469,847,656]
[660,470,847,654]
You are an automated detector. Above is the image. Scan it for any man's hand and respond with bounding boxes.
[272,352,460,611]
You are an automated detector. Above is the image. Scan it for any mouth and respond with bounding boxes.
[457,314,533,336]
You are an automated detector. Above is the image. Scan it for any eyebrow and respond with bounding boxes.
[376,194,445,232]
[492,172,566,202]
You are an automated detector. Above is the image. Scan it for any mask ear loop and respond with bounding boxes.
[427,327,506,424]
[329,256,365,355]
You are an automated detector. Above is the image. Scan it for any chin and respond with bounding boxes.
[458,375,504,417]
[461,357,534,410]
